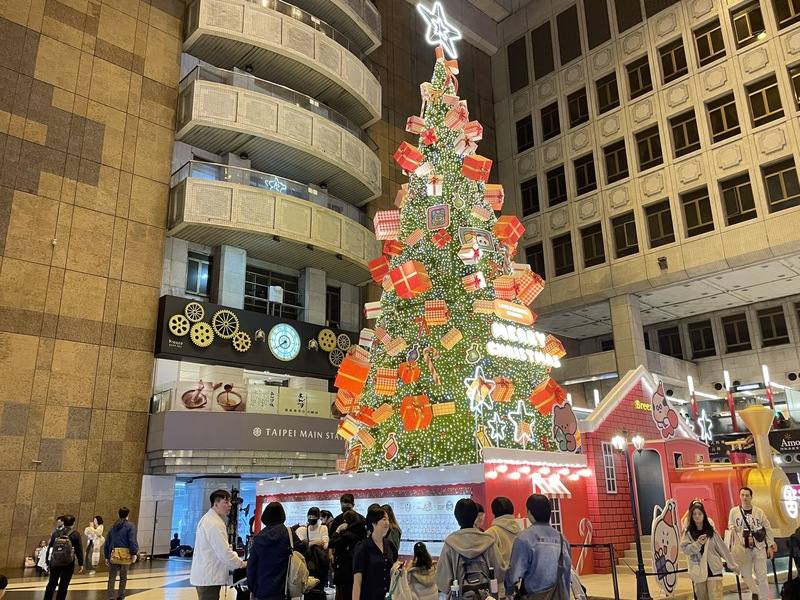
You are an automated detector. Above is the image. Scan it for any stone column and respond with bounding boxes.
[610,294,648,376]
[300,267,327,325]
[213,246,247,309]
[339,283,361,331]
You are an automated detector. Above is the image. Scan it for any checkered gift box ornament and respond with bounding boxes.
[513,270,545,304]
[473,299,494,314]
[381,275,394,292]
[373,210,401,240]
[530,378,567,415]
[441,327,463,349]
[357,428,376,449]
[432,402,456,416]
[375,367,398,396]
[462,272,487,292]
[444,101,469,130]
[404,228,424,246]
[373,327,391,344]
[471,205,491,221]
[432,230,452,248]
[484,184,505,211]
[358,328,375,348]
[494,377,515,402]
[372,403,394,424]
[335,389,358,414]
[405,116,425,134]
[492,275,516,300]
[464,120,484,141]
[385,337,408,356]
[545,334,566,359]
[424,299,450,326]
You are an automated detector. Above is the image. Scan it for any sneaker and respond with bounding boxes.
[89,571,96,575]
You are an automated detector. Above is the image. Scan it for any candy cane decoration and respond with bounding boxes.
[422,346,441,385]
[576,518,593,574]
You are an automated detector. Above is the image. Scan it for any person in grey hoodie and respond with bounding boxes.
[485,497,520,599]
[435,499,503,598]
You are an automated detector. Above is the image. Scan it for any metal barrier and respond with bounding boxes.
[570,543,620,600]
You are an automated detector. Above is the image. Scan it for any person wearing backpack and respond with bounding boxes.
[104,507,139,600]
[435,498,503,599]
[247,502,298,600]
[44,514,84,600]
[505,495,571,600]
[485,497,521,599]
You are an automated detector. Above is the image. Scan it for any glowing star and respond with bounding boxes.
[464,365,495,415]
[697,409,713,444]
[416,2,462,58]
[508,400,537,446]
[487,412,507,443]
[267,177,287,194]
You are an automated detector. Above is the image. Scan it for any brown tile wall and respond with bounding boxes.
[0,0,182,568]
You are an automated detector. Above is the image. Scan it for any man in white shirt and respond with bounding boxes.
[190,490,247,600]
[727,486,776,600]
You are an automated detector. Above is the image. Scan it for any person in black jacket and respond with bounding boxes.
[330,511,366,600]
[104,507,139,600]
[44,515,83,600]
[247,502,298,600]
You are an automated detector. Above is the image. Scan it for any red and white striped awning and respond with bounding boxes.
[531,473,572,499]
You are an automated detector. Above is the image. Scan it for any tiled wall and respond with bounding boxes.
[0,0,182,568]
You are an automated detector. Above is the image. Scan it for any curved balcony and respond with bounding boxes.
[288,0,381,54]
[169,161,381,285]
[176,68,381,204]
[184,0,381,126]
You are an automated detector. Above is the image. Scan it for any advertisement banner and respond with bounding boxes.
[247,385,281,414]
[278,388,332,418]
[769,428,800,454]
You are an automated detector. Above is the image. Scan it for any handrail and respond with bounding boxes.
[180,65,378,150]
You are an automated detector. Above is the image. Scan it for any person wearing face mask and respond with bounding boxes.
[296,508,329,600]
[352,506,398,600]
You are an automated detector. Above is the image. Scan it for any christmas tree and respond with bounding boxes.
[333,3,570,471]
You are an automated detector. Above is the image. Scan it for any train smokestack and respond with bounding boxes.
[738,405,774,469]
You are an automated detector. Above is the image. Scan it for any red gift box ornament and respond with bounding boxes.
[484,184,505,211]
[432,230,452,248]
[401,394,433,431]
[529,378,567,415]
[424,299,450,326]
[398,361,421,384]
[493,215,525,245]
[368,255,390,283]
[513,270,545,304]
[492,275,516,300]
[421,128,438,146]
[406,115,425,134]
[461,154,492,182]
[373,210,401,240]
[464,120,484,141]
[334,352,370,395]
[383,239,403,257]
[393,141,423,172]
[351,405,377,428]
[389,260,432,299]
[462,271,487,292]
[444,100,469,130]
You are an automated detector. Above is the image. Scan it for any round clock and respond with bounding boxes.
[268,323,302,361]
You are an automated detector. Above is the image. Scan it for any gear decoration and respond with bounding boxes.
[168,314,190,336]
[184,302,204,322]
[190,322,214,348]
[337,334,352,351]
[329,348,345,366]
[211,309,239,339]
[232,331,251,352]
[318,328,337,352]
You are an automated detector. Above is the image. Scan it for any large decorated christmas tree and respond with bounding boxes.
[333,3,570,471]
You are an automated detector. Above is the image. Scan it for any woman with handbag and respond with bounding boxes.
[296,508,329,600]
[680,502,738,600]
[247,502,297,600]
[352,506,397,600]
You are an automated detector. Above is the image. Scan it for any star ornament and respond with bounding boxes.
[508,400,537,446]
[698,409,713,443]
[487,412,507,443]
[267,176,287,194]
[464,365,496,415]
[416,2,462,58]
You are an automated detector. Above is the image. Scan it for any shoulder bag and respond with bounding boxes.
[740,508,767,545]
[513,535,567,600]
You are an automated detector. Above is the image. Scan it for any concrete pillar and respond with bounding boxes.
[301,267,326,325]
[339,283,361,331]
[213,245,247,309]
[161,237,189,297]
[610,294,648,376]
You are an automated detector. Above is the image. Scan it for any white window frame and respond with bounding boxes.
[550,498,563,532]
[602,442,618,494]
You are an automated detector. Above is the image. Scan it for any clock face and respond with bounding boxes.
[268,324,302,361]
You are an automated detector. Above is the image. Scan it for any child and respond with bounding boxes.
[407,542,437,600]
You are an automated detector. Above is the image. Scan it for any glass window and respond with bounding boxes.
[722,313,752,352]
[532,22,555,79]
[541,102,561,141]
[790,64,800,108]
[244,267,301,320]
[774,0,800,29]
[581,223,606,268]
[584,0,611,49]
[758,306,790,346]
[604,139,629,184]
[657,326,683,359]
[720,173,757,225]
[626,56,653,100]
[635,125,664,171]
[694,19,726,67]
[612,211,639,257]
[732,2,766,48]
[670,110,701,157]
[552,233,575,276]
[547,166,568,206]
[600,338,615,351]
[507,37,530,93]
[680,187,715,237]
[596,72,620,114]
[568,88,589,128]
[601,442,617,494]
[521,177,540,217]
[574,153,597,195]
[615,0,642,33]
[326,286,341,328]
[525,243,546,277]
[707,93,741,143]
[550,498,563,532]
[645,199,675,248]
[659,38,688,84]
[186,252,212,296]
[557,5,582,65]
[763,158,800,212]
[516,115,535,152]
[688,320,716,358]
[747,75,784,127]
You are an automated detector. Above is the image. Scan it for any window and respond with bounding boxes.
[552,233,575,276]
[680,187,715,237]
[600,338,615,351]
[720,174,757,225]
[581,223,606,267]
[326,286,341,328]
[722,313,752,352]
[244,267,301,319]
[747,76,784,127]
[688,320,716,358]
[525,243,545,276]
[568,88,589,128]
[603,140,629,184]
[659,38,688,83]
[775,0,800,29]
[507,37,529,93]
[635,126,664,171]
[550,498,563,532]
[670,110,701,157]
[532,22,555,79]
[601,442,617,494]
[186,252,212,296]
[521,177,540,217]
[516,115,535,152]
[763,158,800,212]
[557,5,582,65]
[547,166,567,206]
[574,153,597,195]
[596,72,620,114]
[707,93,740,143]
[626,56,653,99]
[541,102,561,141]
[657,326,683,359]
[645,200,675,248]
[758,306,790,346]
[612,211,639,257]
[694,19,726,67]
[732,2,766,48]
[584,0,611,49]
[790,64,800,108]
[615,0,642,33]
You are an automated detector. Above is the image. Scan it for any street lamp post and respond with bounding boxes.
[611,434,652,600]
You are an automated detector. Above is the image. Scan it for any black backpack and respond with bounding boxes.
[458,552,491,600]
[50,529,75,568]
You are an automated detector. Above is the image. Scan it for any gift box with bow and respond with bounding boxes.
[415,161,434,177]
[401,394,433,431]
[432,230,452,248]
[405,115,425,134]
[364,301,382,320]
[351,405,377,427]
[461,154,492,182]
[530,378,567,415]
[393,141,423,172]
[493,215,525,245]
[337,416,361,441]
[494,377,515,403]
[398,361,421,384]
[513,270,545,304]
[357,429,376,449]
[492,275,516,300]
[421,128,438,146]
[389,260,432,299]
[484,184,505,211]
[381,276,394,292]
[444,101,469,130]
[424,299,450,326]
[427,174,443,196]
[432,402,456,416]
[358,328,375,348]
[394,184,408,209]
[334,353,370,395]
[368,255,390,283]
[441,327,463,349]
[375,367,398,396]
[462,272,486,292]
[454,132,478,156]
[373,210,401,240]
[385,337,408,356]
[383,239,403,257]
[373,327,391,344]
[545,334,566,359]
[458,243,483,265]
[464,120,484,141]
[471,205,491,221]
[441,93,460,106]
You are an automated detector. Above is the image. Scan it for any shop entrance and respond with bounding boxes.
[633,449,666,535]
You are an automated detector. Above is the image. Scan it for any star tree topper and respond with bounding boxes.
[416,2,462,58]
